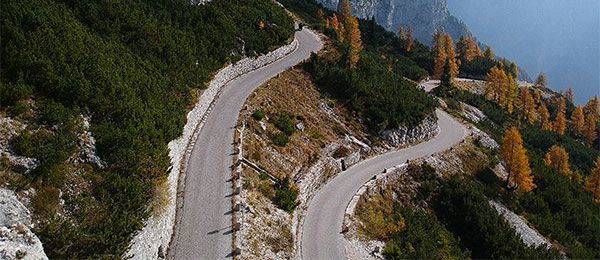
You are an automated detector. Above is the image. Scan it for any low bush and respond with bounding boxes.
[252,109,266,121]
[273,177,298,212]
[270,132,289,146]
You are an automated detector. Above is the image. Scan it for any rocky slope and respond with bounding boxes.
[316,0,469,44]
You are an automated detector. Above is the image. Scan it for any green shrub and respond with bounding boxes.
[270,113,295,135]
[434,177,561,259]
[252,109,265,121]
[273,177,297,212]
[271,132,289,146]
[384,207,469,260]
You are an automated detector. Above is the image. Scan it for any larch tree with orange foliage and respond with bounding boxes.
[544,145,573,176]
[405,26,415,52]
[432,31,447,80]
[345,15,363,68]
[339,0,352,22]
[564,87,574,103]
[457,34,483,63]
[330,14,345,42]
[538,101,553,131]
[534,88,542,105]
[485,65,507,102]
[519,87,537,124]
[570,106,586,137]
[554,97,567,135]
[397,26,406,40]
[317,9,326,23]
[258,20,265,30]
[500,127,535,192]
[484,46,495,60]
[584,96,600,121]
[502,75,518,114]
[585,157,600,203]
[584,113,598,146]
[443,32,459,78]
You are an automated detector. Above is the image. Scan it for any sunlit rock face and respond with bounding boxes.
[316,0,470,44]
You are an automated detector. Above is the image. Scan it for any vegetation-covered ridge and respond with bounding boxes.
[0,0,293,258]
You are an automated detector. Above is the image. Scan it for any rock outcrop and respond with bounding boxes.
[0,189,48,260]
[315,0,470,44]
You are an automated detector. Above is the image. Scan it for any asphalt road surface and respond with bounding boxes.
[301,107,468,260]
[169,28,322,259]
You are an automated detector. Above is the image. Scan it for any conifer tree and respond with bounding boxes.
[405,26,415,52]
[317,9,326,23]
[535,72,547,88]
[571,106,586,137]
[485,65,507,102]
[585,157,600,203]
[584,96,600,121]
[346,15,363,68]
[397,26,406,40]
[534,88,542,105]
[339,0,352,22]
[330,14,345,42]
[443,32,459,78]
[554,97,567,135]
[432,31,446,80]
[502,75,518,114]
[456,34,483,63]
[500,127,535,192]
[584,113,598,146]
[519,87,537,123]
[544,145,573,176]
[564,87,574,103]
[538,101,553,131]
[258,20,265,30]
[484,46,495,60]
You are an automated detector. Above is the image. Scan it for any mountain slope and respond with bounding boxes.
[315,0,470,44]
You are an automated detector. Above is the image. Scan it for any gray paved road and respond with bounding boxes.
[301,107,468,260]
[169,28,322,260]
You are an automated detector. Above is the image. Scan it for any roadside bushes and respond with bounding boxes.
[306,51,437,132]
[273,177,298,212]
[384,207,469,260]
[434,177,561,259]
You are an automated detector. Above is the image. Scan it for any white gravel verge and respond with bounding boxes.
[125,37,299,260]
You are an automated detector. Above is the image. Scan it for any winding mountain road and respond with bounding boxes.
[301,105,468,259]
[169,28,322,259]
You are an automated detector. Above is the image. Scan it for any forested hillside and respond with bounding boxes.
[0,0,293,258]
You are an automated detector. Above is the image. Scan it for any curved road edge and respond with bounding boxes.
[301,108,469,260]
[168,28,323,259]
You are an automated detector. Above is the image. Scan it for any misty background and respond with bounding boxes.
[448,0,599,104]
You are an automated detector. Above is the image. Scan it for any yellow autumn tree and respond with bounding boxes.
[443,32,459,78]
[345,15,363,68]
[502,75,518,114]
[584,96,600,121]
[554,97,567,135]
[584,113,598,146]
[535,72,547,88]
[339,0,352,22]
[538,101,553,131]
[564,87,574,103]
[397,26,406,40]
[457,34,483,63]
[544,145,573,176]
[258,20,265,30]
[519,87,537,124]
[585,157,600,203]
[500,127,535,192]
[330,14,345,42]
[570,106,586,137]
[405,26,415,52]
[317,9,326,23]
[432,31,446,80]
[484,46,495,60]
[485,65,507,102]
[534,88,542,105]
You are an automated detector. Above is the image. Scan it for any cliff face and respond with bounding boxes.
[316,0,469,45]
